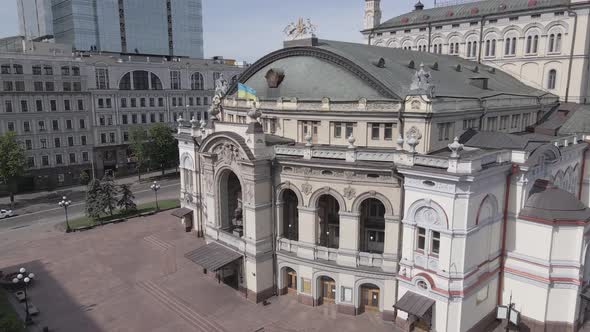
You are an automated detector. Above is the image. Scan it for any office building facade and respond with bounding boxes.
[18,0,204,58]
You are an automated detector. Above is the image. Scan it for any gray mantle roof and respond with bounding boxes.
[373,0,569,31]
[233,39,550,101]
[519,179,590,223]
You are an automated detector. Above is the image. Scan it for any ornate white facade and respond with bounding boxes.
[176,36,590,331]
[363,0,590,104]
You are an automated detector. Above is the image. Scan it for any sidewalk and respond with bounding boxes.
[1,169,179,212]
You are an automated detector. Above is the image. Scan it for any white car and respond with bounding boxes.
[0,209,13,219]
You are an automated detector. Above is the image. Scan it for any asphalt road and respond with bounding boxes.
[0,179,180,233]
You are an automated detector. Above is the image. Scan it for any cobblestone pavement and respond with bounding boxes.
[0,212,394,332]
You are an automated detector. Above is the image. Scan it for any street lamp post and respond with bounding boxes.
[151,181,161,211]
[12,267,35,325]
[58,196,72,233]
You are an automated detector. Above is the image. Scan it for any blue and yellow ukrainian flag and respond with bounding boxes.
[237,83,257,100]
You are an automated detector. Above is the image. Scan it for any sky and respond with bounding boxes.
[0,0,436,62]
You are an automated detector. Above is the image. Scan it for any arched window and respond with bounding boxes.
[485,39,496,57]
[467,42,472,57]
[549,33,563,53]
[119,72,131,90]
[472,41,478,57]
[118,70,162,90]
[556,33,562,53]
[533,35,539,53]
[150,73,162,90]
[526,35,532,53]
[548,69,557,89]
[191,72,204,90]
[526,34,539,54]
[548,34,555,52]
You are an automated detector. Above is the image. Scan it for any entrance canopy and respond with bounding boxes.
[394,291,435,319]
[184,242,242,272]
[171,207,193,218]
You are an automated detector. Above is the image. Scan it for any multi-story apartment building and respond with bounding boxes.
[0,39,243,190]
[362,0,590,104]
[19,0,203,58]
[0,45,94,190]
[175,35,590,331]
[84,53,243,176]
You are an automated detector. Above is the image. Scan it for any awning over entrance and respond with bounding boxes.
[184,242,242,272]
[394,291,435,319]
[171,207,193,218]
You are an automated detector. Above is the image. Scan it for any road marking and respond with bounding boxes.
[8,182,179,220]
[136,280,226,332]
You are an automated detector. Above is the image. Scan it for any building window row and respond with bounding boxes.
[1,99,84,113]
[26,151,89,168]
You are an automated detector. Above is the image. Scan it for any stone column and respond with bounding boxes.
[337,211,360,267]
[382,215,401,272]
[275,200,284,238]
[297,206,317,260]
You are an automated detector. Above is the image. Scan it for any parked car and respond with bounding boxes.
[0,209,13,219]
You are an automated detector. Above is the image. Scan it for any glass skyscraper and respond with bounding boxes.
[19,0,203,58]
[17,0,54,39]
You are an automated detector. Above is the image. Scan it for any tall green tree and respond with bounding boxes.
[129,126,149,181]
[85,178,102,222]
[117,184,137,213]
[0,132,26,208]
[99,175,118,216]
[148,123,178,175]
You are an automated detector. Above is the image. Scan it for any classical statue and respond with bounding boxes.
[283,18,317,40]
[214,74,229,96]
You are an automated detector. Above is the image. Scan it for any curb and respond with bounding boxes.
[69,206,179,233]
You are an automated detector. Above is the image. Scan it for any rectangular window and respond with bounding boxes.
[69,153,76,163]
[27,157,35,168]
[109,132,115,143]
[101,133,106,144]
[34,81,44,91]
[121,98,127,108]
[431,231,441,255]
[66,119,72,129]
[435,25,443,30]
[197,97,201,106]
[73,82,81,91]
[25,139,32,150]
[384,123,393,140]
[149,98,155,107]
[345,123,353,138]
[61,66,70,76]
[437,122,452,141]
[554,11,564,16]
[500,115,509,130]
[15,81,25,91]
[204,96,209,105]
[33,66,43,75]
[3,81,13,91]
[531,14,541,18]
[170,70,181,89]
[81,136,87,146]
[1,64,10,74]
[23,121,30,132]
[470,21,478,26]
[7,122,14,131]
[99,116,105,126]
[334,122,342,138]
[150,113,155,123]
[38,120,45,131]
[159,113,164,122]
[64,100,71,111]
[4,101,12,113]
[72,67,80,76]
[189,97,194,106]
[13,64,23,74]
[98,99,104,108]
[509,16,519,21]
[62,82,71,91]
[106,98,112,108]
[45,82,54,91]
[122,114,128,124]
[82,152,89,162]
[488,19,498,24]
[158,97,164,107]
[54,138,60,148]
[40,139,47,149]
[68,136,74,147]
[140,98,146,107]
[107,115,113,126]
[132,114,137,124]
[452,24,460,28]
[141,114,146,123]
[123,132,129,142]
[417,227,426,251]
[371,123,380,140]
[77,100,84,111]
[55,154,63,165]
[42,156,49,166]
[50,100,56,111]
[172,98,177,107]
[131,98,137,107]
[43,66,52,75]
[52,120,59,130]
[21,100,28,112]
[95,68,110,89]
[523,113,531,127]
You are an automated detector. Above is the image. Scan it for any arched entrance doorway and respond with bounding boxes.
[359,283,380,314]
[360,198,386,254]
[317,276,336,305]
[281,267,297,296]
[219,171,243,236]
[317,195,340,248]
[282,189,299,241]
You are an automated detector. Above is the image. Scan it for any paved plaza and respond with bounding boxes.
[0,212,394,332]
